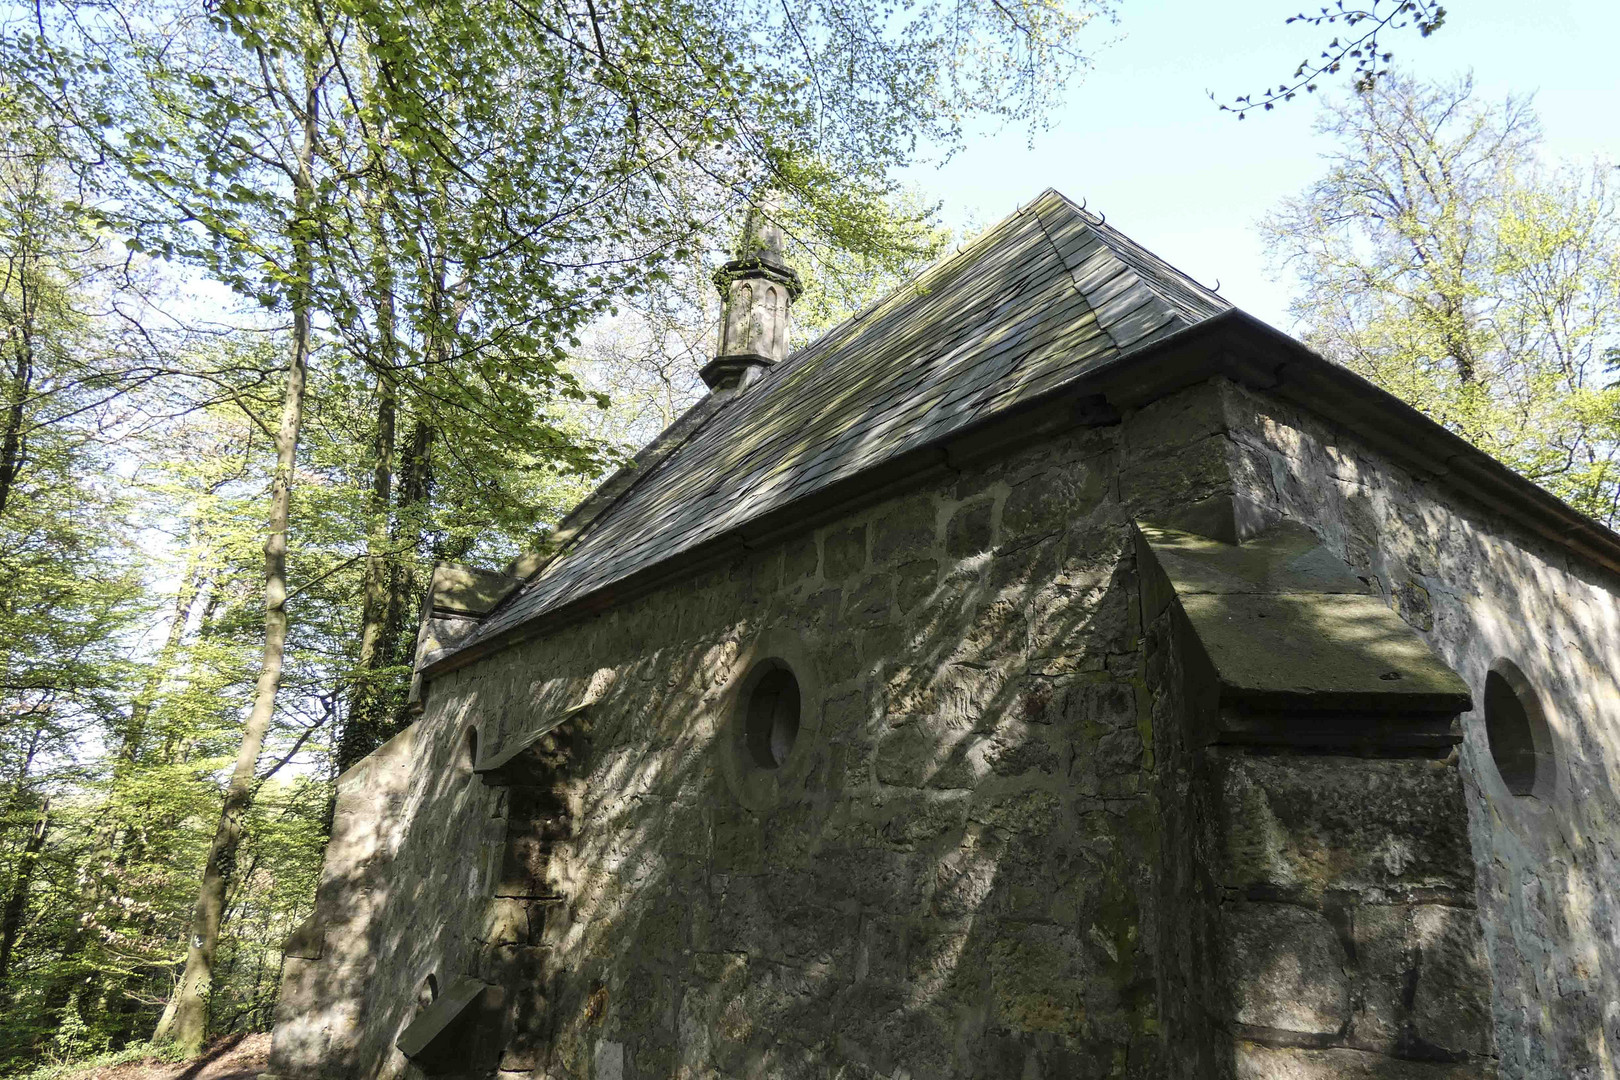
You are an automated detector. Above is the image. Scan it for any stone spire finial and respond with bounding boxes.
[702,197,803,394]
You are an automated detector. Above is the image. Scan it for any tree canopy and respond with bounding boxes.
[1265,72,1620,523]
[0,0,1117,1063]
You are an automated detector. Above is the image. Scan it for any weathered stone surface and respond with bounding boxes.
[1408,905,1494,1059]
[1235,1044,1495,1079]
[871,492,937,565]
[945,498,994,558]
[1002,464,1105,543]
[1138,519,1470,716]
[1140,520,1373,597]
[271,369,1618,1080]
[1218,377,1620,1079]
[1220,903,1350,1035]
[1212,753,1476,900]
[282,915,323,960]
[894,558,939,613]
[1177,591,1469,711]
[395,976,489,1069]
[1119,432,1236,515]
[822,523,868,580]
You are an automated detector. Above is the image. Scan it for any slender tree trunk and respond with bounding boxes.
[336,373,395,772]
[0,726,47,1005]
[0,801,50,993]
[389,416,432,649]
[336,188,400,773]
[153,59,320,1056]
[125,536,210,764]
[0,264,36,520]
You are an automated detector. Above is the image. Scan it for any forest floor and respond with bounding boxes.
[51,1035,270,1080]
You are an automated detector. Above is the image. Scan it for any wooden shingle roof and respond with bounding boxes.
[456,189,1227,652]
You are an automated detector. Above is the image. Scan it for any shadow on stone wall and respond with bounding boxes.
[276,377,1620,1080]
[315,423,1175,1080]
[1222,379,1620,1079]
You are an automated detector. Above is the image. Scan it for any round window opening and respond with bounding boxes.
[745,665,801,770]
[1482,662,1553,799]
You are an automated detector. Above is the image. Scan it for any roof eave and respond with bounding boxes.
[424,310,1620,679]
[1217,308,1620,577]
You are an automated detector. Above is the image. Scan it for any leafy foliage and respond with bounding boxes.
[1215,0,1446,118]
[1265,72,1620,522]
[0,0,1115,1065]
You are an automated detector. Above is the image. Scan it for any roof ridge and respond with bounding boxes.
[1027,193,1130,356]
[1030,191,1229,354]
[1045,191,1228,316]
[454,189,1239,659]
[500,203,1044,592]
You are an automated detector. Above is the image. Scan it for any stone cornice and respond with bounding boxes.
[711,256,803,300]
[424,310,1620,679]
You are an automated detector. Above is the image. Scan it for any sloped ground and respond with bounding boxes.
[56,1034,269,1080]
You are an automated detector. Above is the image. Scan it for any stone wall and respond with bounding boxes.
[1206,378,1620,1079]
[268,724,421,1075]
[276,421,1186,1079]
[267,372,1620,1079]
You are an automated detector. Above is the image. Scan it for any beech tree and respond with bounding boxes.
[1265,72,1620,522]
[5,0,1119,1056]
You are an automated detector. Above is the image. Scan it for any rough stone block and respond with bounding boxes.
[1003,465,1106,545]
[1234,1043,1494,1079]
[1174,591,1468,713]
[867,789,971,849]
[1054,679,1138,734]
[1213,753,1475,900]
[1409,906,1494,1059]
[1220,903,1350,1035]
[1350,903,1493,1060]
[1350,904,1409,1051]
[1118,434,1234,515]
[895,558,939,613]
[883,657,1005,724]
[796,585,842,630]
[783,533,819,580]
[967,788,1062,835]
[1121,381,1231,463]
[990,922,1092,1036]
[1028,577,1131,675]
[950,597,1029,666]
[930,827,1004,918]
[875,716,976,789]
[810,846,930,914]
[871,492,938,565]
[482,899,532,947]
[946,498,995,558]
[823,524,868,580]
[983,718,1064,779]
[844,574,894,629]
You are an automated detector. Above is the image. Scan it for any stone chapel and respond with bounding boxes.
[261,190,1620,1080]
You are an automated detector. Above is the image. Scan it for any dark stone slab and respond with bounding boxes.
[395,976,490,1071]
[1136,519,1471,723]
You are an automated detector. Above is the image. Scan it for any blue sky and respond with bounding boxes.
[907,0,1620,329]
